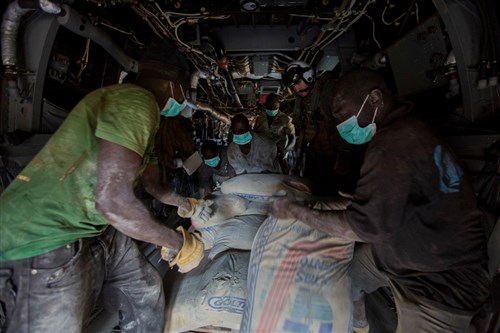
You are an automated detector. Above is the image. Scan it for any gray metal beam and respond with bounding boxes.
[212,25,321,52]
[432,0,497,122]
[21,11,60,132]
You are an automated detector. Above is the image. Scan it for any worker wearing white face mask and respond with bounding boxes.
[271,68,490,333]
[227,113,282,175]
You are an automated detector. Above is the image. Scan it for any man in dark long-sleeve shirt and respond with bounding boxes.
[270,68,490,332]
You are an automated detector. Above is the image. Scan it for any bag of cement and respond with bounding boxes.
[188,191,265,259]
[164,250,250,333]
[240,198,354,333]
[191,193,249,229]
[198,214,267,260]
[221,173,312,202]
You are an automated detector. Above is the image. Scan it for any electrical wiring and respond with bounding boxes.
[397,0,418,35]
[300,0,376,63]
[300,5,352,55]
[381,1,406,26]
[131,5,168,39]
[321,0,357,32]
[98,21,132,36]
[382,0,419,27]
[318,5,371,50]
[364,13,382,50]
[299,13,351,63]
[131,2,372,112]
[68,38,90,80]
[135,4,168,35]
[289,13,339,21]
[97,21,145,47]
[306,0,375,63]
[200,78,228,108]
[152,2,222,67]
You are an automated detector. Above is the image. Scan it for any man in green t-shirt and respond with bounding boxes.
[0,40,209,332]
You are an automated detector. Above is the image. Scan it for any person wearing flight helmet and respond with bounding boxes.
[284,61,367,196]
[283,60,316,98]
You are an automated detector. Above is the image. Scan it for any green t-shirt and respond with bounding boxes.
[0,84,159,261]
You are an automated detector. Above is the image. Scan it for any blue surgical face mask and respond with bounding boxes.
[204,156,221,168]
[266,109,279,117]
[160,82,188,117]
[160,97,187,117]
[336,94,378,145]
[233,131,252,145]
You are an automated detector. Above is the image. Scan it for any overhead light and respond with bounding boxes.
[240,0,260,12]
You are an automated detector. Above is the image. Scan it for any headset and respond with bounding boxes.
[282,61,315,88]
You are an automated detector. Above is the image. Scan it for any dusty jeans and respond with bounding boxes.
[0,226,165,333]
[350,243,476,333]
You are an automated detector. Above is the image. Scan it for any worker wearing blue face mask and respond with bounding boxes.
[0,39,211,333]
[336,94,378,145]
[270,68,490,333]
[159,81,189,117]
[227,113,282,175]
[154,80,202,182]
[198,140,236,198]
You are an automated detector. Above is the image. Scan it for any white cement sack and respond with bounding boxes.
[189,191,267,259]
[221,174,312,202]
[191,193,249,229]
[164,250,250,333]
[198,214,267,260]
[240,199,354,333]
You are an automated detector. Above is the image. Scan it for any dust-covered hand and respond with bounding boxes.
[177,198,214,223]
[192,199,214,223]
[270,195,297,220]
[162,226,205,273]
[177,197,198,217]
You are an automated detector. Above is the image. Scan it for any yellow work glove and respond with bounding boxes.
[162,226,205,273]
[177,197,199,218]
[177,197,214,222]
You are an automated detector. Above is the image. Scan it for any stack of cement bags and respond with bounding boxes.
[164,174,352,333]
[163,250,249,333]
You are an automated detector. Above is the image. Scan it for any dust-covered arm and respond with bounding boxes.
[141,163,192,211]
[285,117,296,151]
[270,196,363,241]
[95,140,183,251]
